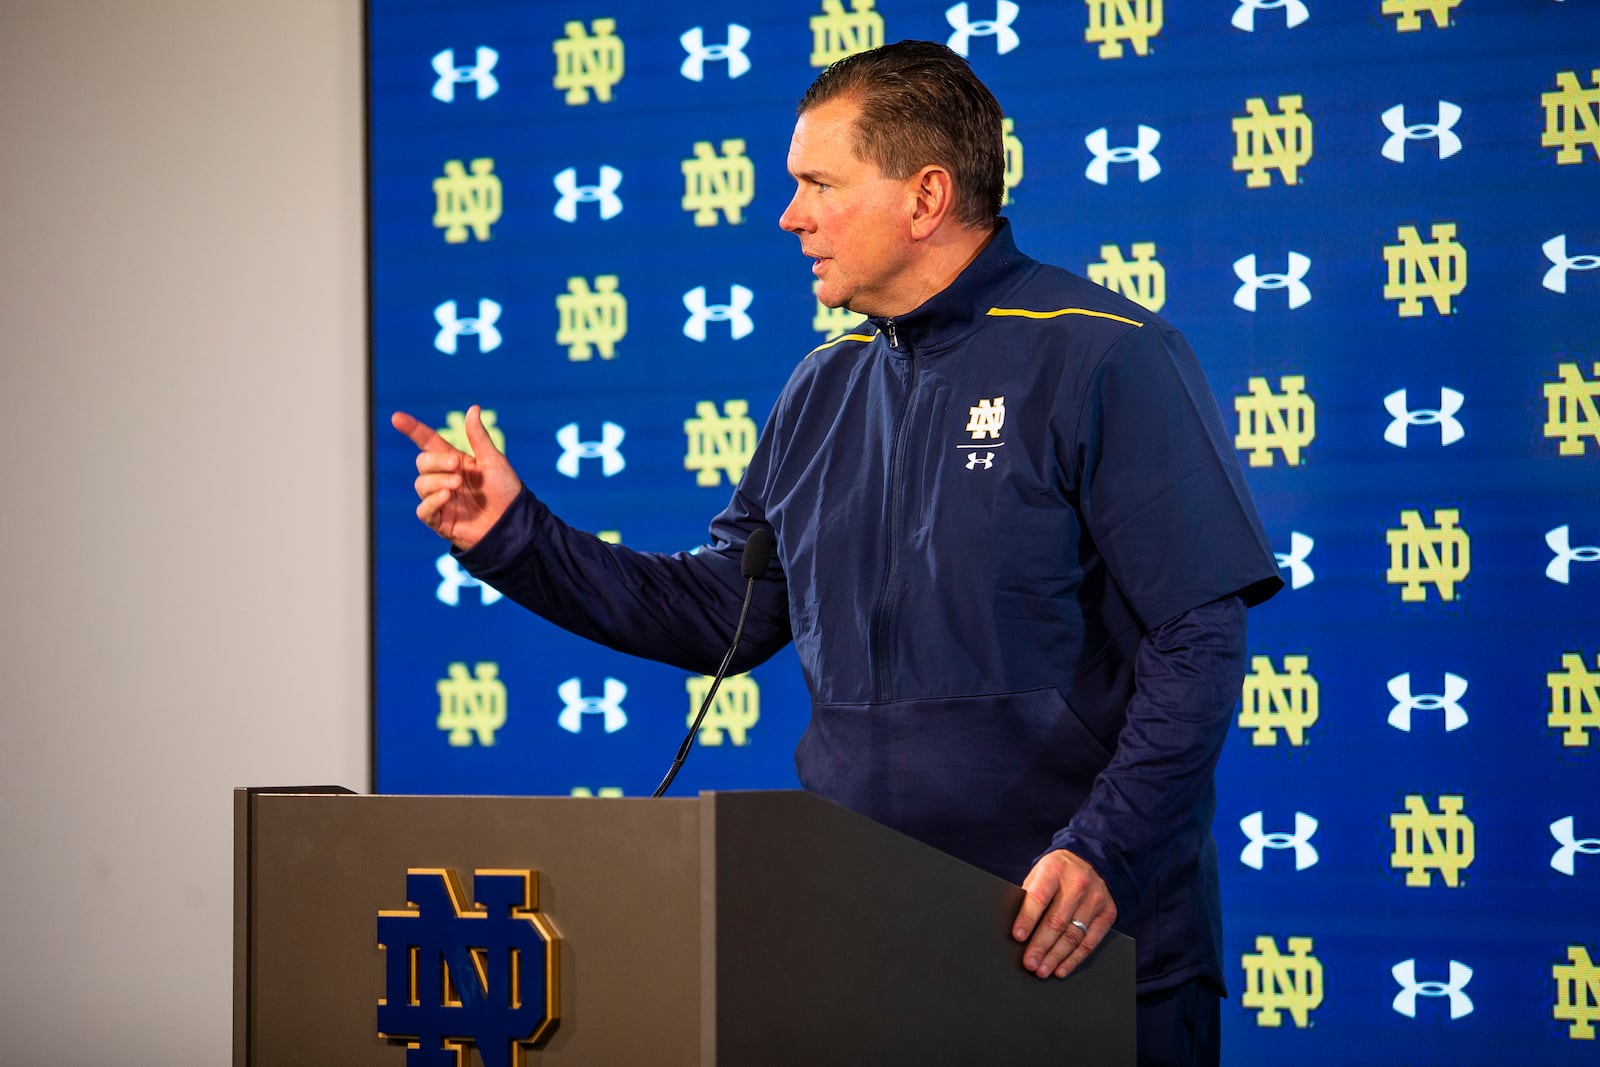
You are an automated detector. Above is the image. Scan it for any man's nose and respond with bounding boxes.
[779,193,809,234]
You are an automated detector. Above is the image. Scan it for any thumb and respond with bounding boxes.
[464,405,506,464]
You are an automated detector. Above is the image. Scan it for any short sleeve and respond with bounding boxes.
[1074,324,1283,629]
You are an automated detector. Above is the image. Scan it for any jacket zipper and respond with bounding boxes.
[871,319,912,702]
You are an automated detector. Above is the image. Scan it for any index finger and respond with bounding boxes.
[391,410,454,453]
[1013,878,1056,942]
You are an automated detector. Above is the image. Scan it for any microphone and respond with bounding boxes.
[651,529,774,797]
[740,527,775,581]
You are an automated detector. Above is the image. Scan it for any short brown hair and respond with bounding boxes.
[798,40,1004,229]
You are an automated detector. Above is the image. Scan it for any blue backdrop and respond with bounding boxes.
[369,1,1600,1059]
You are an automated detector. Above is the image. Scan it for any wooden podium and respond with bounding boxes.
[234,787,1135,1065]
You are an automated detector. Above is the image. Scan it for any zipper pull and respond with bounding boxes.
[885,320,898,348]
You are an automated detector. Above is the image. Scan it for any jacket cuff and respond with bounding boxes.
[453,486,543,573]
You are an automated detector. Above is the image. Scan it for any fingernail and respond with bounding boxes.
[1014,928,1026,940]
[1024,955,1038,969]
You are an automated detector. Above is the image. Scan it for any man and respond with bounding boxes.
[394,41,1280,1066]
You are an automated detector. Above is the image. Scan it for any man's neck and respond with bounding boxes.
[876,222,998,319]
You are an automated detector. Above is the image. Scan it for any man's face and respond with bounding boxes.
[779,96,920,318]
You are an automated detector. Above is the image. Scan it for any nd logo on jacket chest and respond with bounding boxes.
[962,396,1006,470]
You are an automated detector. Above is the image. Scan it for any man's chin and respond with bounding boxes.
[816,287,853,312]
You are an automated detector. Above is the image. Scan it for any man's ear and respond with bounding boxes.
[908,165,956,240]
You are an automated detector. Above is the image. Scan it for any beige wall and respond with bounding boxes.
[0,2,367,1060]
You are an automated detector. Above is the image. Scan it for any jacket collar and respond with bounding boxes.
[867,217,1033,357]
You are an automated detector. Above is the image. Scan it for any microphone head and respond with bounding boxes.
[741,528,774,580]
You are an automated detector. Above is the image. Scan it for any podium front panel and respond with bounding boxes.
[238,792,704,1065]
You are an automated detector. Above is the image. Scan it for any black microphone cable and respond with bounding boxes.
[651,528,774,797]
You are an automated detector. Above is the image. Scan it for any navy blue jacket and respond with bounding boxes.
[459,219,1282,993]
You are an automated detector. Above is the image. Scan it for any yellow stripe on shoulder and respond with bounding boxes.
[986,306,1145,327]
[806,331,878,357]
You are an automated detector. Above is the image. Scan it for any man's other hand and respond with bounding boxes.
[1012,848,1117,979]
[391,405,522,552]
